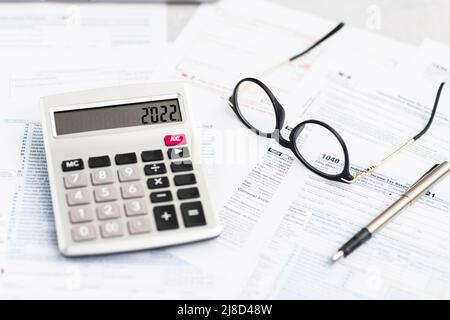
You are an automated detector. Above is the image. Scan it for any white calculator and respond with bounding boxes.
[41,82,222,256]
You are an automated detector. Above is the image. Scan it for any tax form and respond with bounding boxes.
[163,0,450,299]
[159,0,424,211]
[0,3,167,48]
[240,46,450,299]
[398,39,450,86]
[159,0,346,210]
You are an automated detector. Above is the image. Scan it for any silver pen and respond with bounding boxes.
[332,161,450,263]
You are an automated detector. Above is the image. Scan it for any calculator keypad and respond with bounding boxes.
[170,161,193,173]
[64,172,88,189]
[67,189,91,206]
[150,190,173,203]
[181,201,206,227]
[128,218,152,235]
[147,176,170,189]
[141,150,164,162]
[167,147,190,160]
[100,221,124,238]
[62,159,84,172]
[174,173,197,186]
[121,182,145,199]
[63,142,208,244]
[118,165,141,182]
[97,203,121,220]
[177,187,200,200]
[88,156,111,168]
[144,163,167,176]
[72,225,96,242]
[69,206,94,223]
[115,153,137,165]
[154,205,179,230]
[124,199,148,216]
[91,168,114,185]
[94,186,118,202]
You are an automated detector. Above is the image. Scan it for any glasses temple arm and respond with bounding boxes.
[289,22,345,62]
[255,23,346,85]
[341,138,415,183]
[413,81,445,140]
[342,82,446,184]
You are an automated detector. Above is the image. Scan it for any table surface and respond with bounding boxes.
[168,0,450,46]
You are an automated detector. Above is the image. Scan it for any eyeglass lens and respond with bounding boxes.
[293,123,346,176]
[235,80,277,134]
[235,80,347,177]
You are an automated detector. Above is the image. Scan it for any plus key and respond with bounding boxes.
[154,205,179,230]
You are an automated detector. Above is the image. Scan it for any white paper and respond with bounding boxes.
[158,0,350,211]
[397,39,450,84]
[0,3,167,49]
[2,0,449,299]
[239,48,450,298]
[0,46,170,121]
[166,2,420,289]
[0,3,232,298]
[197,58,450,299]
[0,43,237,298]
[0,119,231,299]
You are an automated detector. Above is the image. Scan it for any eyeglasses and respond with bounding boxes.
[227,23,446,184]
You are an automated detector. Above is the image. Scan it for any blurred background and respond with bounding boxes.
[169,0,450,44]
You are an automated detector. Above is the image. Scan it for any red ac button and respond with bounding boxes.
[164,134,186,146]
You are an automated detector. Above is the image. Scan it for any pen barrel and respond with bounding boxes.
[366,196,411,233]
[366,161,450,234]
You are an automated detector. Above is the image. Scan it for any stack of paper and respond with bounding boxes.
[0,2,229,299]
[1,0,450,299]
[161,0,450,299]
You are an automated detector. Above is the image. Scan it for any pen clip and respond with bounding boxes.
[408,163,440,190]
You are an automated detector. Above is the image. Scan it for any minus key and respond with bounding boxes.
[150,190,173,203]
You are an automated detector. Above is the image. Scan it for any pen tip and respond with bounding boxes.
[331,251,344,263]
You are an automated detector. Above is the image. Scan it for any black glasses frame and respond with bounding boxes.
[229,77,353,182]
[227,22,445,184]
[229,77,445,184]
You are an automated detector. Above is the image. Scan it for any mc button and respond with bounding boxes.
[62,159,84,172]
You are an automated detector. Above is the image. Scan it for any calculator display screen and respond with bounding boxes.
[54,98,182,135]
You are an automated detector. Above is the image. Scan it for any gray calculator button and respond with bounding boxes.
[71,225,96,242]
[94,185,118,202]
[118,165,141,182]
[91,168,114,185]
[100,221,124,238]
[121,182,145,199]
[69,206,94,223]
[67,189,91,206]
[128,218,152,235]
[96,203,121,220]
[124,199,147,216]
[64,172,88,189]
